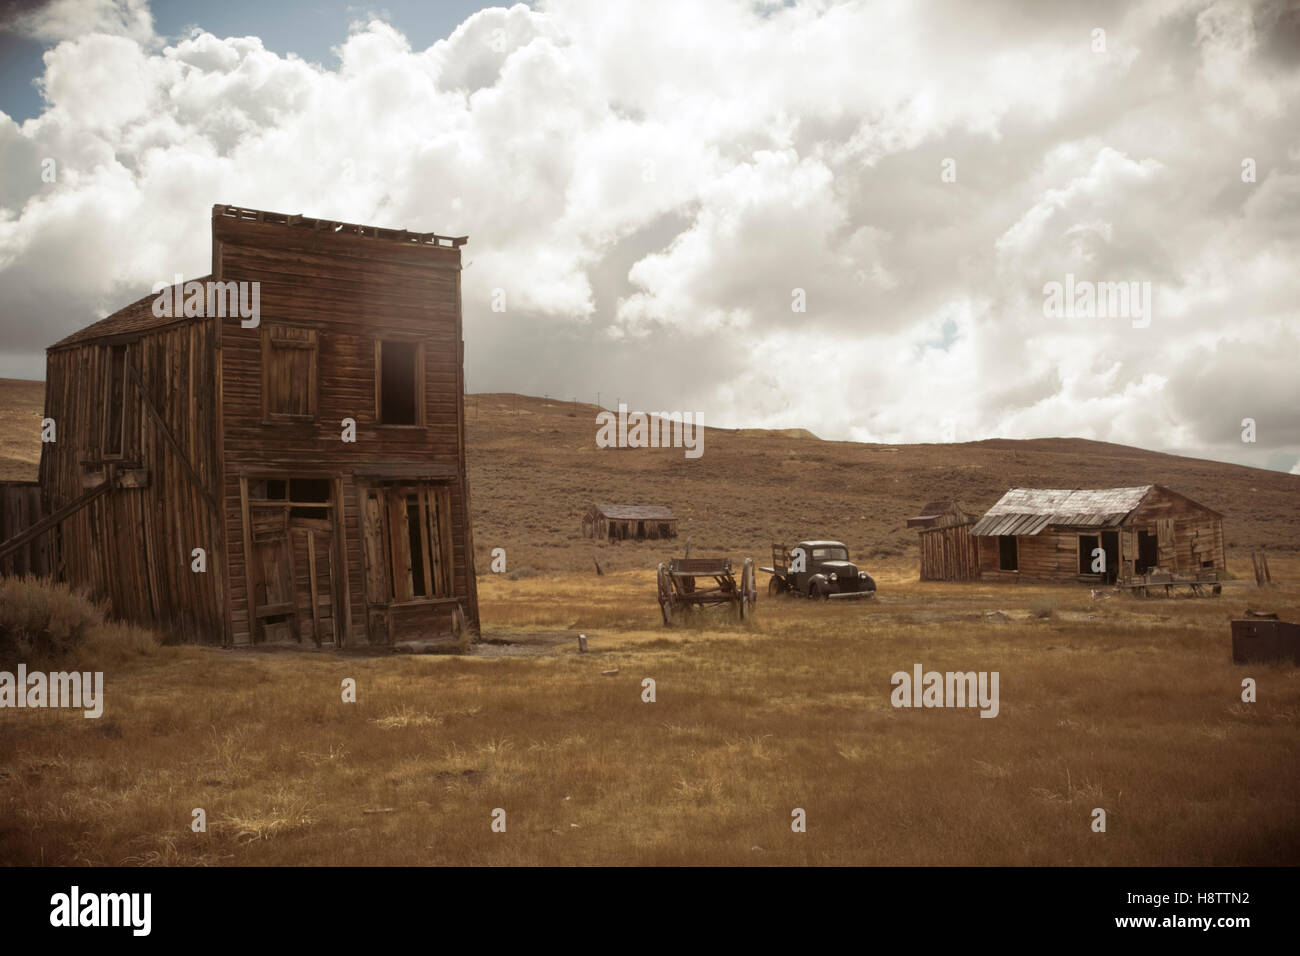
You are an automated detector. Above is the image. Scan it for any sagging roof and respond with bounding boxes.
[907,500,978,529]
[970,486,1154,537]
[590,503,677,521]
[50,276,214,350]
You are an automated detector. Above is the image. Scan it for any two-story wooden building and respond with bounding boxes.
[34,204,479,647]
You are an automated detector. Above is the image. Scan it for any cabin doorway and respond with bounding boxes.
[245,476,340,646]
[1078,532,1120,583]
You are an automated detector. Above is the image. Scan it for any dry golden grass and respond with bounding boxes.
[2,557,1297,866]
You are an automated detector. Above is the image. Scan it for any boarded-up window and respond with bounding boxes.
[263,325,318,420]
[375,339,423,425]
[360,482,453,603]
[102,344,127,456]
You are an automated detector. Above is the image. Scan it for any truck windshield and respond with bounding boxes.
[812,546,849,562]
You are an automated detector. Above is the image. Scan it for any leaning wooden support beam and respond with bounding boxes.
[0,479,111,562]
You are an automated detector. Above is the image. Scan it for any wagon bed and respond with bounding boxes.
[656,556,757,625]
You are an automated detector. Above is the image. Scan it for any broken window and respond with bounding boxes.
[360,482,453,603]
[998,536,1018,572]
[262,325,318,420]
[376,339,422,425]
[102,343,127,457]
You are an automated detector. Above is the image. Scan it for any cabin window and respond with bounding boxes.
[102,344,127,457]
[998,536,1018,571]
[262,325,318,420]
[376,339,423,425]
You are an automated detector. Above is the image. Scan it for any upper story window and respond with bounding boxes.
[102,343,127,458]
[262,324,317,421]
[375,339,424,426]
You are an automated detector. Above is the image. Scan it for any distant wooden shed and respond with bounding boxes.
[968,485,1224,584]
[907,500,979,581]
[582,503,677,541]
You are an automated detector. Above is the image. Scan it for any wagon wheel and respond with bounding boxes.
[657,563,675,626]
[739,558,757,619]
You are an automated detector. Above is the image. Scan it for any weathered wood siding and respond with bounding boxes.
[39,319,224,640]
[1121,485,1225,578]
[0,482,54,577]
[918,523,978,581]
[213,209,478,645]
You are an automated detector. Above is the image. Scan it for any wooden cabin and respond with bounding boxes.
[581,503,677,541]
[967,485,1224,585]
[907,500,979,581]
[27,204,478,647]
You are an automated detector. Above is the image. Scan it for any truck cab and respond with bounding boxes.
[764,540,877,599]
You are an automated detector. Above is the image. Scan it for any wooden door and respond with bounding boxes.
[291,522,335,646]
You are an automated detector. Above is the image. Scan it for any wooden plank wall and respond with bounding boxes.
[1125,487,1225,575]
[918,524,978,581]
[39,321,224,640]
[213,212,477,645]
[0,482,54,577]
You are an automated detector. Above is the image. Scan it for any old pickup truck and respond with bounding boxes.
[762,540,877,599]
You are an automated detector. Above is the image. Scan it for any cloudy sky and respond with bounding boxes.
[2,0,1298,472]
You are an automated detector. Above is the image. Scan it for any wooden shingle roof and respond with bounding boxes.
[49,276,212,351]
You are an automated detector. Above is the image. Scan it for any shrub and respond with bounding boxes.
[0,576,159,669]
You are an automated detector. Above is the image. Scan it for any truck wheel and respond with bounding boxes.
[768,577,784,597]
[807,583,820,599]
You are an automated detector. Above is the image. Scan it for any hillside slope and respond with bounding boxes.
[464,393,1299,574]
[1,381,1294,574]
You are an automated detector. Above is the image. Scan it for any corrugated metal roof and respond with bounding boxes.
[970,486,1152,536]
[592,503,677,521]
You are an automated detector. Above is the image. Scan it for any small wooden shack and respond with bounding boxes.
[10,204,479,647]
[581,503,677,541]
[907,500,979,581]
[967,485,1224,585]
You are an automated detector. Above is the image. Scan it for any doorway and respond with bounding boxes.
[245,476,339,646]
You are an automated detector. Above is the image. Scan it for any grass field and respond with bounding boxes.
[2,556,1297,866]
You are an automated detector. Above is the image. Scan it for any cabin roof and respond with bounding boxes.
[590,503,677,521]
[970,485,1156,536]
[49,276,213,351]
[907,499,978,529]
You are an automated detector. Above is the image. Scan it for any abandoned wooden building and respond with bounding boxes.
[581,503,678,541]
[961,485,1225,585]
[8,204,479,647]
[907,500,979,581]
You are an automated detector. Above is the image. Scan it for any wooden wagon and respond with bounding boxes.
[656,556,757,625]
[1120,568,1222,597]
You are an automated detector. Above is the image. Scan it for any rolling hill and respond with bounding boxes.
[2,381,1295,575]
